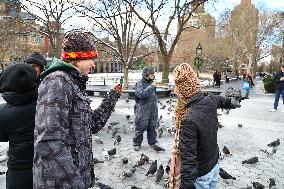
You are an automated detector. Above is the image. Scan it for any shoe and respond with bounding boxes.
[270,109,277,112]
[134,146,140,151]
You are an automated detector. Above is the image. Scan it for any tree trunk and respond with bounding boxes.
[123,66,129,89]
[162,56,170,84]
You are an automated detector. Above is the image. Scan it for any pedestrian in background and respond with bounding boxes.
[33,31,122,189]
[270,64,284,112]
[133,66,163,151]
[169,63,240,189]
[26,52,46,80]
[243,75,251,99]
[0,63,38,189]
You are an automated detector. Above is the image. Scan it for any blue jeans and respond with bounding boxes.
[273,89,284,110]
[194,162,220,189]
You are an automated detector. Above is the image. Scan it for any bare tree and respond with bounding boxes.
[16,0,79,57]
[75,0,155,88]
[123,0,214,83]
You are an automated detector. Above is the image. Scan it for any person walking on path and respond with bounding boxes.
[33,31,122,189]
[270,64,284,112]
[243,75,251,99]
[169,63,241,189]
[26,52,46,80]
[133,66,163,151]
[0,63,38,189]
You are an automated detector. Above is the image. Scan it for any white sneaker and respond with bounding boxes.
[270,109,277,112]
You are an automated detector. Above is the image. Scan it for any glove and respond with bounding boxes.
[230,96,241,109]
[112,83,122,96]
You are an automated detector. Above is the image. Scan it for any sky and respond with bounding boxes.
[206,0,284,20]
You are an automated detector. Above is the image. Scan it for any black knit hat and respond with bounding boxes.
[0,63,37,93]
[26,52,47,70]
[61,31,98,60]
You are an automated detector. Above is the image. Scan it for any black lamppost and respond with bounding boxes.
[194,43,203,77]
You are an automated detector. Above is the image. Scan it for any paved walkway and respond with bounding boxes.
[0,79,283,189]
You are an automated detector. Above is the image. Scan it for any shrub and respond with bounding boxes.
[262,75,275,93]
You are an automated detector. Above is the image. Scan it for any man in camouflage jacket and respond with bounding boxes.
[33,32,121,189]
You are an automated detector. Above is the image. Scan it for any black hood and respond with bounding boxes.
[2,88,38,106]
[26,52,46,69]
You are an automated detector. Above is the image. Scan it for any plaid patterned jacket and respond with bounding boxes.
[33,71,118,189]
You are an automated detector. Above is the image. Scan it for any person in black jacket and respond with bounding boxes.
[172,63,240,189]
[270,64,284,112]
[26,52,46,80]
[0,63,38,189]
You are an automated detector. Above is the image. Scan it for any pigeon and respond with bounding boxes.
[219,168,236,180]
[133,154,148,167]
[152,145,165,152]
[128,120,134,124]
[158,127,163,138]
[242,157,258,164]
[159,115,162,120]
[141,153,150,163]
[163,178,170,188]
[96,182,114,189]
[93,157,104,164]
[107,148,116,156]
[240,187,253,189]
[131,186,142,189]
[238,123,243,128]
[156,165,164,183]
[126,115,130,120]
[217,122,224,128]
[0,172,5,175]
[222,146,231,155]
[145,160,157,176]
[114,135,121,145]
[166,100,170,103]
[260,148,277,155]
[269,178,276,189]
[165,165,170,175]
[267,139,280,148]
[252,181,264,189]
[102,150,110,160]
[160,105,166,109]
[126,98,129,103]
[122,157,128,164]
[122,167,136,178]
[94,136,103,144]
[111,127,119,138]
[110,122,119,126]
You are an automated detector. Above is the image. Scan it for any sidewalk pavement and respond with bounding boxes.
[0,79,283,189]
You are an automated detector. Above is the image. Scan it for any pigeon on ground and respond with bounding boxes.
[160,105,166,109]
[145,160,157,176]
[126,98,129,103]
[152,145,165,152]
[252,181,264,189]
[128,120,134,124]
[126,115,130,120]
[94,136,103,144]
[242,157,258,164]
[222,146,231,155]
[267,139,280,148]
[122,167,136,178]
[93,157,104,164]
[96,182,114,189]
[110,122,119,126]
[260,148,277,155]
[111,127,119,138]
[102,150,110,160]
[158,127,163,138]
[122,157,128,164]
[165,165,170,175]
[0,172,5,175]
[240,187,253,189]
[156,165,164,183]
[238,123,243,128]
[131,186,142,189]
[219,168,236,180]
[114,135,121,145]
[107,148,116,156]
[133,154,148,167]
[269,178,276,189]
[217,122,224,128]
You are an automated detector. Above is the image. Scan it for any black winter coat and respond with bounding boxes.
[0,88,37,170]
[274,71,284,90]
[179,91,233,189]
